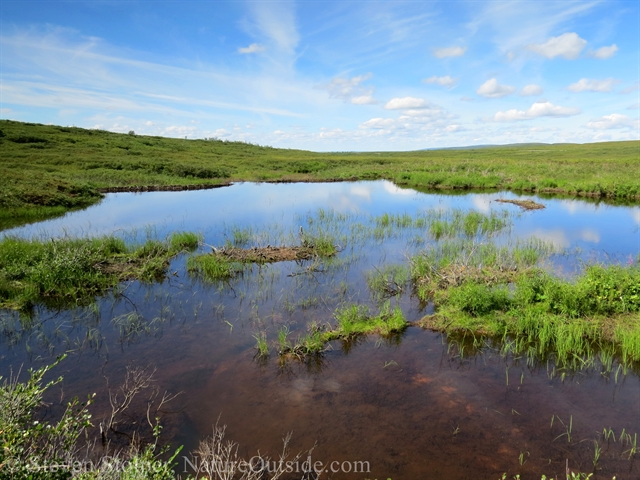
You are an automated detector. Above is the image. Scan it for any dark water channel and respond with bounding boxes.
[2,181,640,479]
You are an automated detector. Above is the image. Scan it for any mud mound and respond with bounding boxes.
[213,245,318,263]
[495,198,545,210]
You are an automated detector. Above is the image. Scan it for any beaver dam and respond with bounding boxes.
[1,181,639,479]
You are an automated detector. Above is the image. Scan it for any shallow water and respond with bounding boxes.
[2,181,640,479]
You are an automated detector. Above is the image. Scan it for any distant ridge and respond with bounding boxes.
[421,142,571,151]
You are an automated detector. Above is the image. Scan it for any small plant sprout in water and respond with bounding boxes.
[253,331,269,358]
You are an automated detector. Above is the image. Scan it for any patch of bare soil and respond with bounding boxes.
[213,245,318,263]
[494,198,545,210]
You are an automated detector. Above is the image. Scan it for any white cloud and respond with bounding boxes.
[351,95,377,105]
[494,101,581,121]
[383,181,415,196]
[400,107,446,118]
[530,229,570,249]
[580,229,600,243]
[433,46,466,58]
[586,114,634,130]
[628,103,640,110]
[237,43,266,54]
[520,84,543,96]
[477,78,516,99]
[568,78,619,93]
[321,73,375,104]
[621,83,640,94]
[360,117,395,129]
[384,96,430,110]
[588,44,618,59]
[162,125,198,137]
[423,75,458,88]
[245,2,299,54]
[527,32,586,59]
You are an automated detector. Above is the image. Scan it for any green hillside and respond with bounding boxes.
[1,119,639,229]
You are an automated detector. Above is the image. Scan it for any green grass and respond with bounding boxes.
[2,120,639,229]
[419,264,640,365]
[277,301,409,358]
[0,232,200,310]
[186,254,244,281]
[366,264,410,302]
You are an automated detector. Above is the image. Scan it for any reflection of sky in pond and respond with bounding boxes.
[3,180,639,262]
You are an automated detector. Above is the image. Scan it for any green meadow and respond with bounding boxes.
[1,119,639,229]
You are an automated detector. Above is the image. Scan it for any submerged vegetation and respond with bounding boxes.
[1,119,640,228]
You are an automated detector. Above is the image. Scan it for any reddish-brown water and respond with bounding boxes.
[2,182,640,479]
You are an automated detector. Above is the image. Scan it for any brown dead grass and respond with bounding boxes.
[212,245,319,263]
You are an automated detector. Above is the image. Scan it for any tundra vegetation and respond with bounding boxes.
[1,120,639,478]
[1,119,640,229]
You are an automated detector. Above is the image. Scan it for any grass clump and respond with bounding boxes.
[410,238,551,300]
[332,301,407,338]
[0,232,200,310]
[300,232,338,257]
[420,263,640,365]
[366,264,410,302]
[277,302,409,359]
[186,254,244,281]
[169,231,201,251]
[253,331,270,357]
[425,209,511,240]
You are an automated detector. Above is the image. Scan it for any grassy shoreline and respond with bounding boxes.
[1,119,639,229]
[0,232,200,311]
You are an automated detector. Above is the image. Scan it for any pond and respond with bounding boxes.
[1,181,640,479]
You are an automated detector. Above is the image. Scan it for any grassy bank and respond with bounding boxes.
[1,120,639,228]
[414,255,640,366]
[0,232,200,310]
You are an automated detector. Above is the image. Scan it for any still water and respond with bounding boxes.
[2,181,640,479]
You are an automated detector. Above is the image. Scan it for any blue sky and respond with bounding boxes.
[1,0,638,151]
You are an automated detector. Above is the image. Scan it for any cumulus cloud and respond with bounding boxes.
[423,75,458,88]
[588,44,618,59]
[433,46,466,58]
[568,78,619,93]
[520,84,543,96]
[527,32,586,59]
[360,117,395,129]
[320,73,375,104]
[384,96,431,110]
[238,43,266,54]
[477,78,516,98]
[494,101,581,121]
[586,114,634,130]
